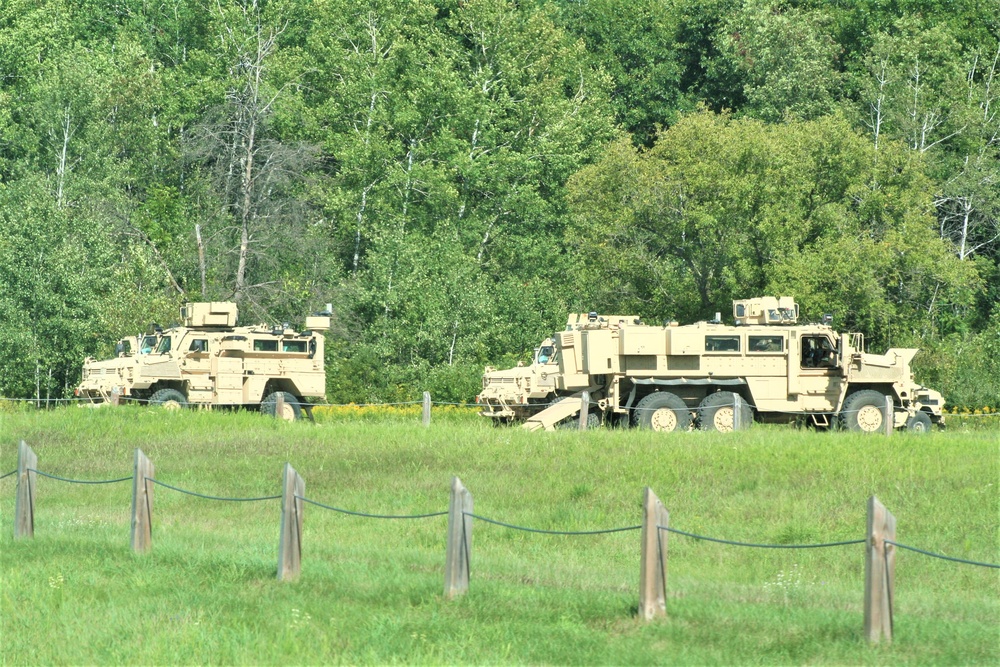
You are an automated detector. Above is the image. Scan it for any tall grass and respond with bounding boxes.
[1,406,997,665]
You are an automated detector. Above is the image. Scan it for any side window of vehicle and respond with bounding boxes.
[253,339,278,352]
[801,336,836,368]
[282,340,307,353]
[189,339,208,353]
[749,335,783,353]
[705,335,740,352]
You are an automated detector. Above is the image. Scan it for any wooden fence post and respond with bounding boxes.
[578,390,590,430]
[423,391,432,427]
[639,486,669,620]
[130,449,154,553]
[277,463,305,581]
[864,495,896,643]
[884,395,893,436]
[275,392,285,418]
[444,476,473,598]
[733,395,743,431]
[14,440,37,539]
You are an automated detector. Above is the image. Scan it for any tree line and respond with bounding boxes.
[1,0,997,407]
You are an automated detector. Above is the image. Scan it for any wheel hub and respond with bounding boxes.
[650,408,677,432]
[713,407,734,432]
[857,405,883,432]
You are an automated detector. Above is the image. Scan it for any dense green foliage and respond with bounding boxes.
[0,0,997,405]
[1,409,997,664]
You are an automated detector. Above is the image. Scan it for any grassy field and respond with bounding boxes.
[1,406,997,665]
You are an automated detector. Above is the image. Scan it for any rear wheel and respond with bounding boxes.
[262,391,302,421]
[905,411,932,433]
[149,388,187,410]
[698,391,752,432]
[633,392,692,432]
[839,390,891,433]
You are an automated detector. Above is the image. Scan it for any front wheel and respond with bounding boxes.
[149,388,187,410]
[262,391,302,421]
[905,411,932,433]
[839,390,891,433]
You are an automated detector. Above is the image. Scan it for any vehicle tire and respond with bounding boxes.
[262,391,302,421]
[633,391,692,432]
[149,388,188,410]
[697,391,752,432]
[905,411,932,433]
[839,390,891,433]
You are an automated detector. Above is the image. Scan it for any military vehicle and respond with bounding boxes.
[477,313,639,424]
[76,302,331,420]
[477,297,945,433]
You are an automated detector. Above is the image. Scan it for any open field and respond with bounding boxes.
[1,407,998,665]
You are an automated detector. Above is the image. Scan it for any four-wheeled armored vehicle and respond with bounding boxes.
[76,302,330,419]
[478,297,945,433]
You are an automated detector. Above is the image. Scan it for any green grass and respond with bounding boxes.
[1,407,997,665]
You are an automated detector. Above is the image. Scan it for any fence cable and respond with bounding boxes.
[0,470,16,480]
[296,495,447,520]
[147,478,280,502]
[662,526,865,549]
[886,539,1000,569]
[28,468,133,485]
[465,511,641,535]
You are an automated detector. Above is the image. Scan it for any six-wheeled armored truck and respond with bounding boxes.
[477,297,945,433]
[76,302,330,420]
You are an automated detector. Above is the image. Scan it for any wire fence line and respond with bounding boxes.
[9,464,999,569]
[0,470,16,480]
[297,495,447,520]
[465,511,641,536]
[887,540,1000,569]
[28,468,133,485]
[146,478,281,502]
[1,395,433,408]
[662,526,866,549]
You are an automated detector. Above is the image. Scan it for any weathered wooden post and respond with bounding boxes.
[275,392,285,418]
[884,396,893,436]
[578,390,590,430]
[423,391,432,427]
[277,463,305,581]
[444,476,473,598]
[733,395,743,431]
[639,486,669,620]
[14,440,37,539]
[864,495,896,643]
[130,449,154,553]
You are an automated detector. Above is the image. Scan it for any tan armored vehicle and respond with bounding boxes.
[478,297,945,433]
[477,313,639,424]
[76,302,330,420]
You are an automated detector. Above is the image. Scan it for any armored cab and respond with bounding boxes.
[76,302,331,420]
[477,313,640,423]
[478,297,945,433]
